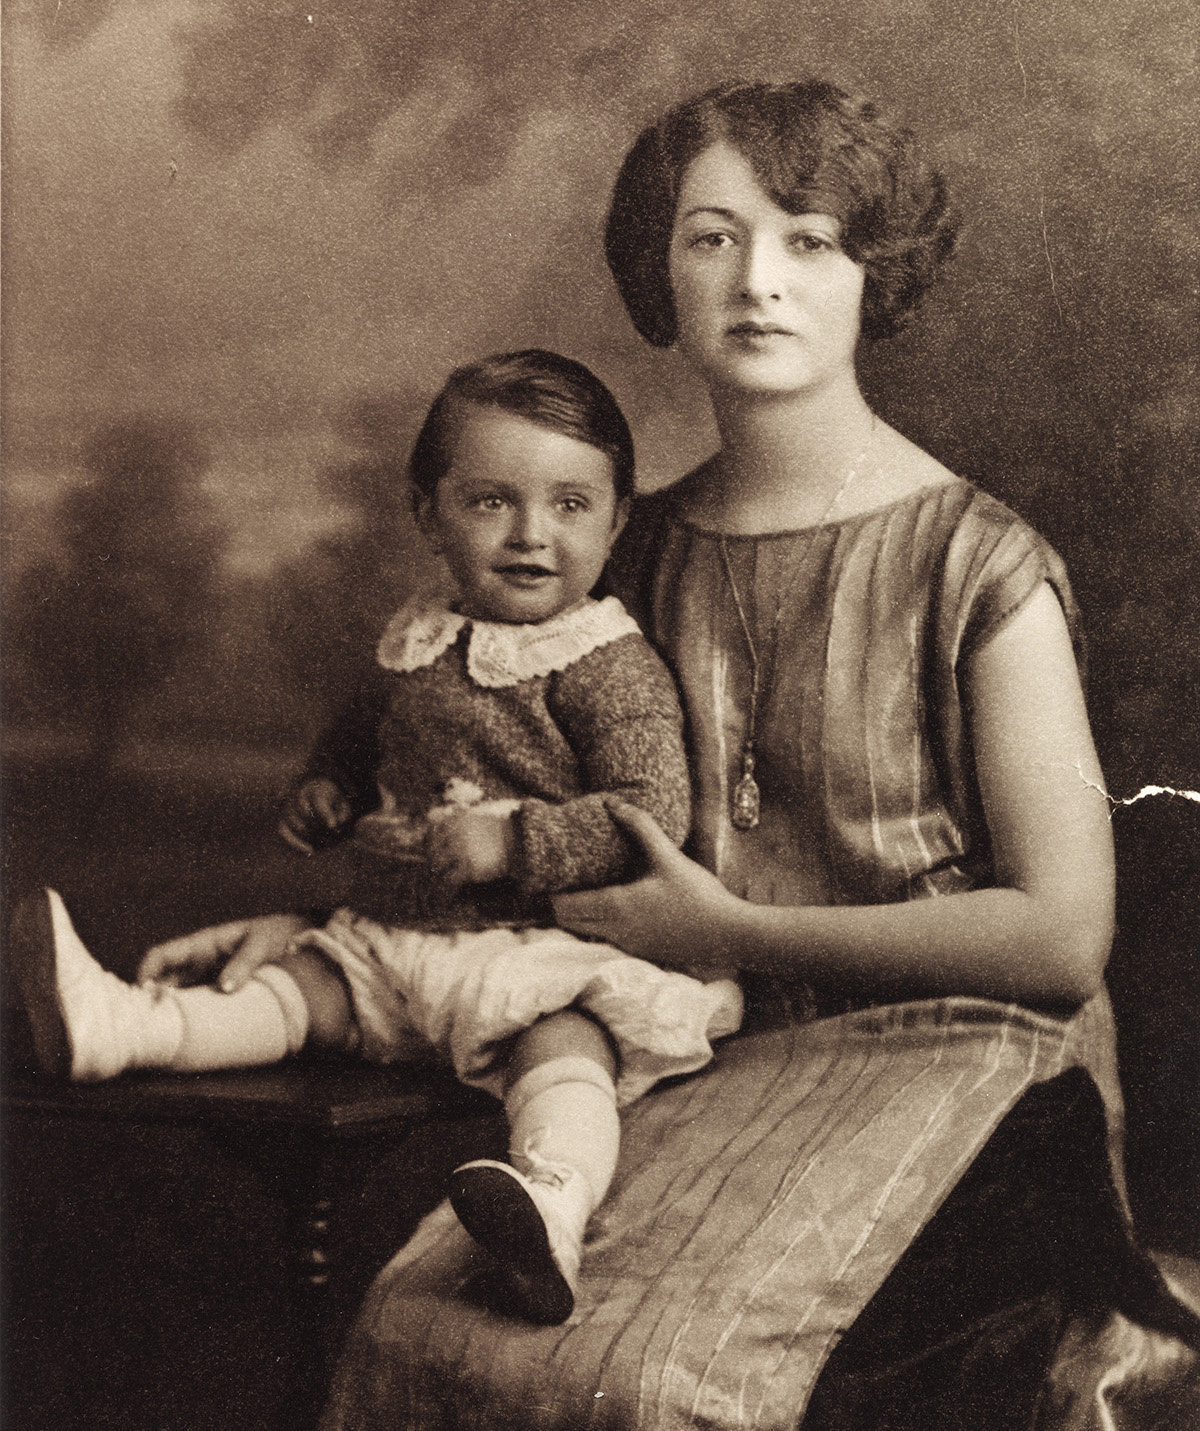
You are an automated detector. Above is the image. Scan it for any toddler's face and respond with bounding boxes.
[417,404,628,625]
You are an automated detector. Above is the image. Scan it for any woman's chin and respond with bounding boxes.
[708,367,826,401]
[680,347,818,396]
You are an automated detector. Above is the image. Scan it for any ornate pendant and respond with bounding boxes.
[731,750,760,831]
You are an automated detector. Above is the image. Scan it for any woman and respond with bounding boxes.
[155,80,1198,1428]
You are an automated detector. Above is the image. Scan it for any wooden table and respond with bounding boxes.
[4,1061,497,1430]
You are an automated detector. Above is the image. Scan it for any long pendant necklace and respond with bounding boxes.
[718,418,877,831]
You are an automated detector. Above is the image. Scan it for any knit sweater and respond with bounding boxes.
[299,594,691,927]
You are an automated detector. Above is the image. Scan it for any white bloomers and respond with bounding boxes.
[292,909,743,1106]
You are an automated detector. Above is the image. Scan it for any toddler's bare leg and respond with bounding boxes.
[503,1011,621,1210]
[274,946,357,1054]
[505,1008,616,1090]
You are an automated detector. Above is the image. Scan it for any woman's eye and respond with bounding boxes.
[791,231,837,254]
[689,231,733,251]
[559,497,589,515]
[471,494,506,511]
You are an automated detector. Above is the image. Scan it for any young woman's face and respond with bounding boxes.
[417,405,628,624]
[668,142,866,398]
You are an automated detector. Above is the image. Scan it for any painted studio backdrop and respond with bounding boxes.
[5,0,1197,785]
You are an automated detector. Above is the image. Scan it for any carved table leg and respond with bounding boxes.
[277,1135,345,1431]
[291,1183,334,1300]
[213,1124,350,1431]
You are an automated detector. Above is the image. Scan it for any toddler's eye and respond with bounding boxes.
[472,493,506,511]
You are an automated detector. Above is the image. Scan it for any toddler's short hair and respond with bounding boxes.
[409,349,635,504]
[605,80,959,345]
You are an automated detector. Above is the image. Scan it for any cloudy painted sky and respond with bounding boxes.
[3,0,1197,578]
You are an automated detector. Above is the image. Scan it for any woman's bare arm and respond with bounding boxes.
[555,583,1115,1009]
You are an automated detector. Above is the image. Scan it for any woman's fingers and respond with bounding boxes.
[553,887,632,943]
[554,885,647,950]
[556,824,738,968]
[137,914,309,991]
[553,887,607,930]
[136,919,252,986]
[218,913,310,992]
[606,801,682,869]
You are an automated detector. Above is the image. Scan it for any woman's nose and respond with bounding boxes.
[738,235,784,301]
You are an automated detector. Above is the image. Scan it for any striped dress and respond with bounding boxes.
[608,476,1082,919]
[320,479,1167,1431]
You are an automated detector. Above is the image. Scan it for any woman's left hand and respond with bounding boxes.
[553,802,737,968]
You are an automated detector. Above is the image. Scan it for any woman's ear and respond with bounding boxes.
[611,497,631,543]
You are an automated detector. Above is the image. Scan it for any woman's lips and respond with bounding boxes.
[727,321,795,337]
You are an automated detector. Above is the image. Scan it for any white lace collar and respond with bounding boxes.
[376,594,640,688]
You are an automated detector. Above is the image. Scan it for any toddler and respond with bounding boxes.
[12,349,742,1324]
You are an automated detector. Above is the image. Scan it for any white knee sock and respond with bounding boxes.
[166,964,309,1072]
[505,1055,620,1213]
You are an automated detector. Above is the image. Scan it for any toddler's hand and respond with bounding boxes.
[279,777,352,854]
[426,809,516,889]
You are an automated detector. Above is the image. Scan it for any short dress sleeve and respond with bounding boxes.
[928,490,1087,883]
[942,490,1085,682]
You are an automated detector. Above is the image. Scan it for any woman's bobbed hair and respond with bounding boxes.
[409,348,635,506]
[604,80,960,345]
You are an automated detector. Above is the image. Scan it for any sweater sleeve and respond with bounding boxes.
[295,670,387,817]
[512,633,691,896]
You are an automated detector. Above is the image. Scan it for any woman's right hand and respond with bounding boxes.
[137,913,311,992]
[553,803,740,969]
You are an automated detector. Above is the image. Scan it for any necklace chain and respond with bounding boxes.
[718,416,877,831]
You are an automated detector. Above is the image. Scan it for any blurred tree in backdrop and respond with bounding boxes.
[6,418,224,771]
[265,393,440,729]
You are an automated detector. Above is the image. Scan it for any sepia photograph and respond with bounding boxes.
[3,1,1198,1428]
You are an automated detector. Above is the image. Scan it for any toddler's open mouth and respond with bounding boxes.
[497,564,557,583]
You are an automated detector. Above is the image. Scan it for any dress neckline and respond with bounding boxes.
[666,475,967,541]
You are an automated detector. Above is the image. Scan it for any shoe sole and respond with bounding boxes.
[7,890,71,1077]
[448,1163,575,1324]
